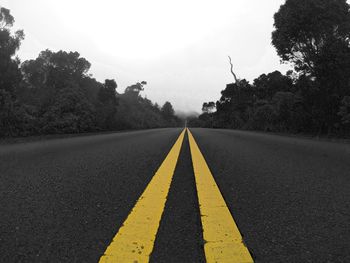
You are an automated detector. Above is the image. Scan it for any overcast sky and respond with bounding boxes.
[3,0,292,113]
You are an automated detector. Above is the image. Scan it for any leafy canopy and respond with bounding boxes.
[272,0,350,74]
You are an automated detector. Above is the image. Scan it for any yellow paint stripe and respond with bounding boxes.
[99,129,185,263]
[187,128,254,263]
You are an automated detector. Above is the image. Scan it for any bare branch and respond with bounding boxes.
[228,56,238,84]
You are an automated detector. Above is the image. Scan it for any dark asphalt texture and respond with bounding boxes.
[0,128,181,262]
[150,133,205,263]
[1,127,350,262]
[191,128,350,263]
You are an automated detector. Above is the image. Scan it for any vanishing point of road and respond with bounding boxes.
[0,128,349,262]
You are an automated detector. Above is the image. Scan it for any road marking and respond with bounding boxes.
[187,129,254,263]
[99,129,185,263]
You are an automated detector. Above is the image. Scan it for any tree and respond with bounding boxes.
[96,79,118,129]
[0,7,25,136]
[20,50,97,134]
[272,91,304,132]
[0,7,181,136]
[338,96,350,128]
[21,49,91,92]
[114,81,180,129]
[215,79,254,128]
[161,101,175,121]
[98,79,117,104]
[41,88,96,133]
[253,71,293,99]
[0,7,24,91]
[202,101,216,113]
[272,0,350,74]
[124,81,147,98]
[272,0,350,133]
[250,103,275,131]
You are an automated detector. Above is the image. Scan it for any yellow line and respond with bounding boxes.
[99,129,185,263]
[187,128,254,263]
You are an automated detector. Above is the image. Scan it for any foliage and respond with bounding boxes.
[96,79,118,130]
[0,7,25,136]
[161,101,174,120]
[272,0,350,74]
[124,81,147,98]
[202,102,215,113]
[190,0,350,137]
[338,96,350,127]
[0,7,181,137]
[115,93,180,129]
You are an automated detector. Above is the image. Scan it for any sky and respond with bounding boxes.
[3,0,292,114]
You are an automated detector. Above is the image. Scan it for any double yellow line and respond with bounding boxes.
[100,128,253,263]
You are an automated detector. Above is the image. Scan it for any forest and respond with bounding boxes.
[0,7,181,137]
[189,0,350,137]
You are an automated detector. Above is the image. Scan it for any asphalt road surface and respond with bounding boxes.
[1,128,349,262]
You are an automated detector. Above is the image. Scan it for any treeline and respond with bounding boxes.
[0,7,181,137]
[189,0,350,136]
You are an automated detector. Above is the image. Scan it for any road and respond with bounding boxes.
[0,128,349,262]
